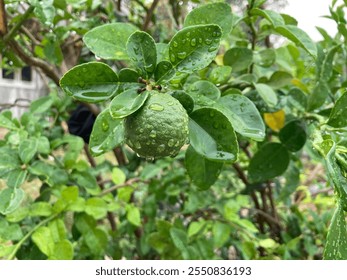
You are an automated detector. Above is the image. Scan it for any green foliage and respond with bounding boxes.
[0,0,346,261]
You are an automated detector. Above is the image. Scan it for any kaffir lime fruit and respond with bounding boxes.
[124,91,189,159]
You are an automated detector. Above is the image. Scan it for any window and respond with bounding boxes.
[2,69,14,80]
[21,66,32,82]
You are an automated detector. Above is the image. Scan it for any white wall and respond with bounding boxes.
[0,67,47,118]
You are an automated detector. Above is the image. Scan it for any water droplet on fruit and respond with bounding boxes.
[157,144,165,153]
[175,140,180,147]
[177,52,187,59]
[146,124,153,130]
[173,41,178,47]
[168,139,175,147]
[213,122,219,129]
[136,153,141,157]
[149,130,157,138]
[149,103,164,111]
[190,38,197,46]
[198,38,203,43]
[135,141,142,149]
[209,111,215,117]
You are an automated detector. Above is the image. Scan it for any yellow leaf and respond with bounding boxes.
[264,110,285,132]
[215,54,224,66]
[291,78,309,93]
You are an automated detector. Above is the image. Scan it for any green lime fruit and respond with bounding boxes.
[124,91,189,159]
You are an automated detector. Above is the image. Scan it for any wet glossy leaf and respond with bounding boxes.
[118,68,141,92]
[189,107,238,162]
[209,66,232,85]
[324,204,347,260]
[268,71,293,89]
[5,169,27,188]
[279,120,307,152]
[60,62,119,103]
[169,24,222,73]
[0,188,25,215]
[185,146,223,190]
[0,112,18,130]
[85,198,108,220]
[184,2,233,37]
[83,23,138,60]
[251,8,285,27]
[187,80,220,107]
[71,170,100,195]
[248,143,290,183]
[253,48,276,67]
[319,44,341,82]
[307,81,330,111]
[156,43,169,62]
[110,88,149,119]
[275,25,317,58]
[287,87,307,112]
[19,138,38,163]
[216,94,265,141]
[224,47,253,72]
[171,90,194,114]
[30,96,53,114]
[327,92,347,128]
[264,110,285,132]
[254,83,278,107]
[154,61,175,84]
[126,31,157,78]
[89,108,124,156]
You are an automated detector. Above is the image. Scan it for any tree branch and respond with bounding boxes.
[0,0,7,36]
[142,0,160,31]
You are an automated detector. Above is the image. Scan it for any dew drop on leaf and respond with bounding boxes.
[190,38,197,46]
[101,121,109,132]
[170,53,176,63]
[177,52,187,59]
[205,39,212,45]
[208,46,218,52]
[173,41,178,47]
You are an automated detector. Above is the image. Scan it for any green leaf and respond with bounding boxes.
[111,167,126,185]
[30,96,53,114]
[184,2,233,37]
[324,204,347,260]
[248,143,290,183]
[254,83,278,107]
[0,112,18,130]
[279,120,307,152]
[59,62,119,103]
[253,49,276,67]
[89,108,124,156]
[251,8,285,27]
[110,88,149,119]
[126,31,157,78]
[19,138,38,163]
[5,169,27,188]
[36,136,51,154]
[71,170,100,195]
[170,228,190,259]
[0,148,21,177]
[85,228,108,256]
[209,66,232,85]
[30,0,55,25]
[0,188,25,215]
[188,221,206,237]
[83,23,138,60]
[171,90,194,114]
[268,71,293,89]
[189,107,238,162]
[169,24,222,73]
[216,94,265,141]
[327,92,347,128]
[319,45,341,82]
[287,87,307,112]
[275,25,317,58]
[223,47,253,72]
[85,198,108,220]
[118,68,141,92]
[156,43,169,62]
[213,222,231,248]
[126,204,141,226]
[154,61,175,84]
[32,227,54,257]
[185,146,223,190]
[307,81,330,111]
[187,80,220,107]
[29,202,53,217]
[50,240,73,260]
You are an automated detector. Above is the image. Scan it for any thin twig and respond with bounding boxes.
[142,0,160,31]
[98,178,146,196]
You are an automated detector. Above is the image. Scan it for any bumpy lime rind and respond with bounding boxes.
[124,91,189,159]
